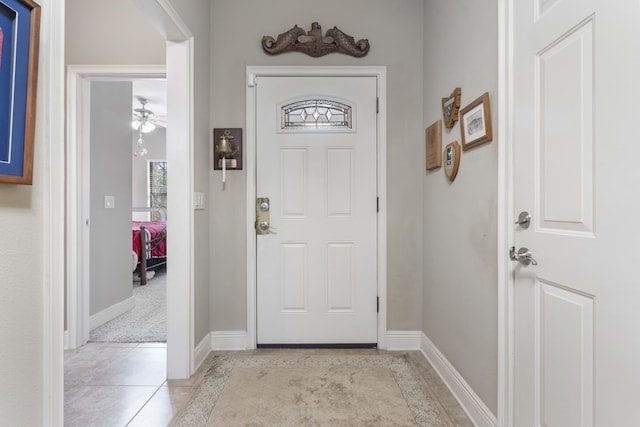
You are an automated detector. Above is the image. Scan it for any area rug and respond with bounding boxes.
[88,271,166,343]
[171,352,456,427]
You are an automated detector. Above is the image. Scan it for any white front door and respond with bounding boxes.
[256,75,378,345]
[512,0,640,425]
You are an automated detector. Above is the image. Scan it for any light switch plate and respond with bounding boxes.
[194,192,205,210]
[104,196,115,209]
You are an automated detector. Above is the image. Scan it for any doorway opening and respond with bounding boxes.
[66,68,166,345]
[66,61,194,382]
[75,78,168,344]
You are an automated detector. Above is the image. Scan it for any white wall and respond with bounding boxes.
[209,0,425,333]
[0,138,45,424]
[89,82,134,315]
[65,0,165,65]
[422,0,499,414]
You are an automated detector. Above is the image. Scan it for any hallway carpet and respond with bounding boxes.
[171,350,457,427]
[89,271,166,343]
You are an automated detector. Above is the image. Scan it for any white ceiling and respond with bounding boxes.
[132,79,167,127]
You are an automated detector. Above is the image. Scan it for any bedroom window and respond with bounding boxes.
[148,161,167,221]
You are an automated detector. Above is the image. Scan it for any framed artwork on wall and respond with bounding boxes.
[444,140,461,182]
[425,120,442,170]
[460,92,493,151]
[0,0,40,184]
[441,87,461,129]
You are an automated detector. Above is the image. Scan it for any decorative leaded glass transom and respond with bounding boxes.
[281,99,352,130]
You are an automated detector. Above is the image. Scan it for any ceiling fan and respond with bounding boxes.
[131,97,160,133]
[132,97,165,157]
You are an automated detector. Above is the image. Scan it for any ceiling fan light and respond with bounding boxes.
[132,98,158,133]
[140,121,156,133]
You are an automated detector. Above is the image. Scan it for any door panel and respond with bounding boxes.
[327,242,355,311]
[537,281,594,427]
[327,149,354,216]
[281,149,307,217]
[537,19,594,235]
[256,76,378,345]
[512,0,640,425]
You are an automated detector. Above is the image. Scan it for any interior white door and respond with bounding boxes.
[256,76,378,345]
[512,1,640,425]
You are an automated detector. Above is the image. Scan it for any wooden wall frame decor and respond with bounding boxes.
[262,22,370,58]
[460,92,493,151]
[425,120,442,170]
[0,0,40,184]
[441,87,461,129]
[444,141,461,182]
[213,128,243,170]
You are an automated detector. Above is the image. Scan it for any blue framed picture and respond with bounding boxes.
[0,0,39,185]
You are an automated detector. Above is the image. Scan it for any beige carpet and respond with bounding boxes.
[89,271,166,343]
[171,351,456,427]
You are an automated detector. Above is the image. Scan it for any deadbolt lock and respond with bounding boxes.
[515,211,531,229]
[256,197,271,235]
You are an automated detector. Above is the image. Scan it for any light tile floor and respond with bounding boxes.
[64,342,192,427]
[65,345,474,427]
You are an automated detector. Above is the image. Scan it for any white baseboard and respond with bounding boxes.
[194,332,211,372]
[89,296,135,330]
[421,333,497,427]
[64,330,69,350]
[211,331,248,350]
[385,330,422,350]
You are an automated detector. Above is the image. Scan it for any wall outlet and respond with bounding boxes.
[104,196,115,209]
[194,192,205,210]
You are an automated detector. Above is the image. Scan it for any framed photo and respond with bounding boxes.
[425,120,442,170]
[441,87,461,129]
[0,0,40,185]
[444,141,461,182]
[460,92,493,151]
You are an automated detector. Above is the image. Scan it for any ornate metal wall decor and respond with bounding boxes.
[262,22,370,58]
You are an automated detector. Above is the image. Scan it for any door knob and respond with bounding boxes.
[256,197,271,235]
[510,246,538,266]
[258,221,278,234]
[515,211,531,229]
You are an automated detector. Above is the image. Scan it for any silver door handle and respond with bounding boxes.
[258,221,278,234]
[510,246,538,266]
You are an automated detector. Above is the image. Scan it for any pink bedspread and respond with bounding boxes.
[132,221,167,260]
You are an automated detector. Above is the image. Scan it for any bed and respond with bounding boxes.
[132,208,167,285]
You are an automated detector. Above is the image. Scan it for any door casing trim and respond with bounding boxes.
[245,66,388,349]
[498,0,515,425]
[65,62,196,378]
[66,65,167,350]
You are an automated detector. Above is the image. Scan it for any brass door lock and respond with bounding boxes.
[256,197,271,235]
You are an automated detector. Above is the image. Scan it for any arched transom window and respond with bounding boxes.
[281,98,353,130]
